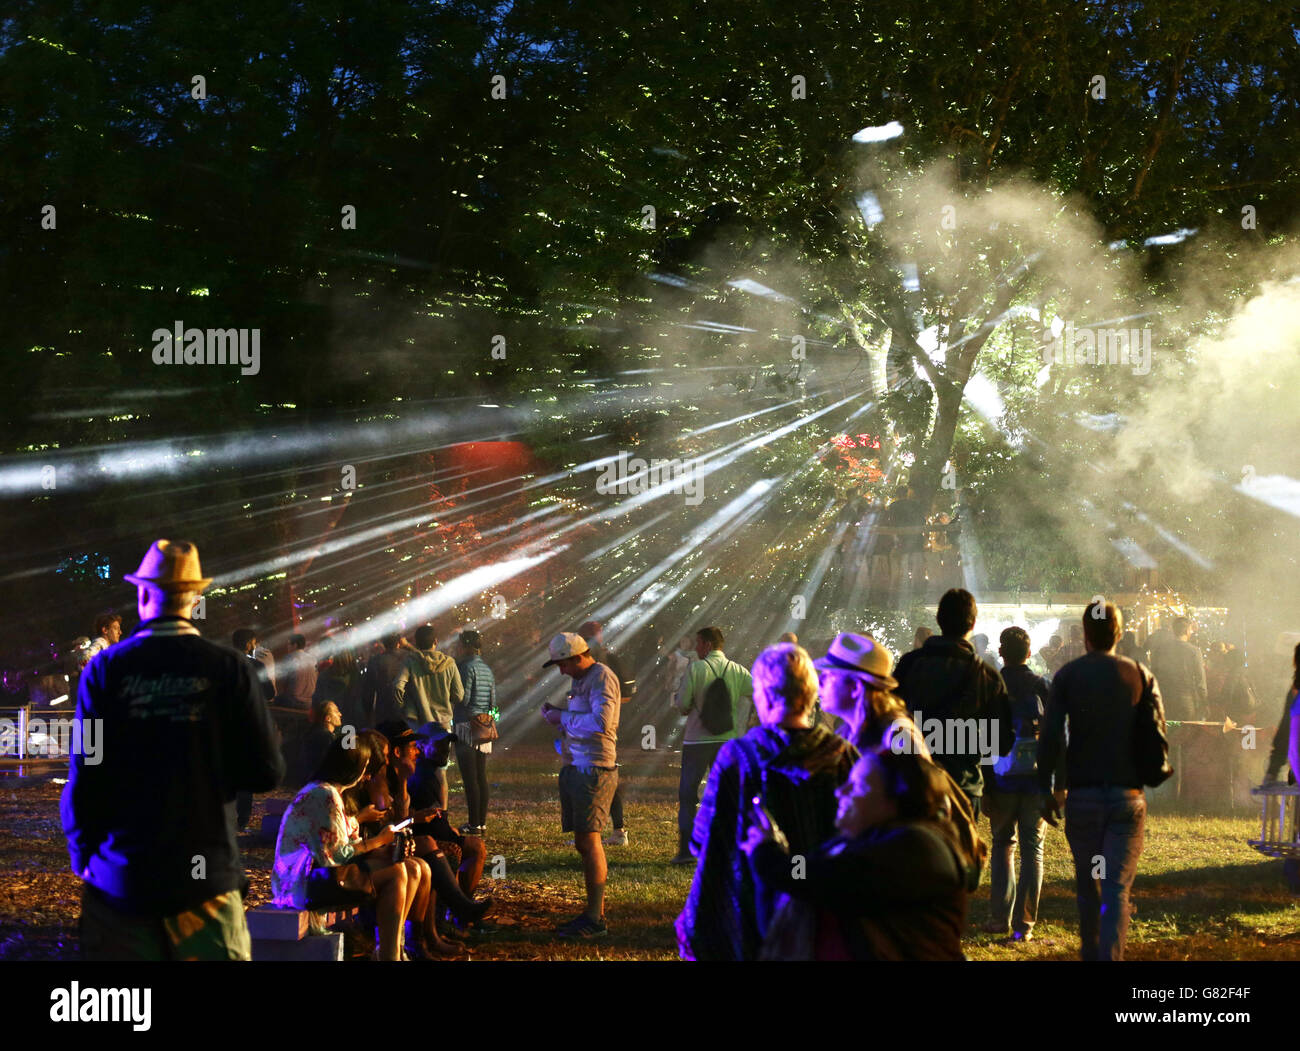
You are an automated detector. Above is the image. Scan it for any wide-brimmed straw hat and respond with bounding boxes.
[123,539,213,592]
[813,632,898,690]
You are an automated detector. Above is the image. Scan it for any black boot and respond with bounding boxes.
[422,851,492,922]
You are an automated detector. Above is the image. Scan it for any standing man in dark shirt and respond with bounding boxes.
[360,632,406,725]
[1038,600,1165,961]
[62,540,284,960]
[1150,617,1206,721]
[892,588,1013,820]
[231,627,275,831]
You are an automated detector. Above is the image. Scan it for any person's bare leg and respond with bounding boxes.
[370,863,408,961]
[409,857,434,942]
[459,835,487,897]
[574,831,607,920]
[399,857,423,954]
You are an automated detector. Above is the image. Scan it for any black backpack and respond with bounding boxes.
[698,662,735,735]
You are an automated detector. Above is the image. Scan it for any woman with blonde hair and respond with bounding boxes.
[675,643,857,960]
[814,633,928,758]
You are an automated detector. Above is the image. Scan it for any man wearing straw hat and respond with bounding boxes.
[61,539,284,960]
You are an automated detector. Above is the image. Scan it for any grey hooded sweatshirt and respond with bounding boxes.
[392,647,464,730]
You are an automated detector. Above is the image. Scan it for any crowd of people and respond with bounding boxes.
[53,537,1300,962]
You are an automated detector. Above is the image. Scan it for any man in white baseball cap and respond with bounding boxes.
[540,632,620,937]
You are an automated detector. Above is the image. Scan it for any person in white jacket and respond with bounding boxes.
[541,633,620,938]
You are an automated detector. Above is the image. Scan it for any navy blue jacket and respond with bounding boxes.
[992,663,1051,793]
[892,635,1013,799]
[60,617,284,914]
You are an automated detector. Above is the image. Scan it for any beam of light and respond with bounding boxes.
[258,387,860,642]
[1237,473,1300,518]
[1119,502,1215,570]
[791,519,850,627]
[210,509,442,587]
[852,121,904,143]
[1110,536,1158,569]
[646,271,708,291]
[575,391,863,524]
[201,460,528,585]
[680,320,758,334]
[1142,227,1198,247]
[0,404,533,496]
[1078,499,1158,570]
[304,550,563,663]
[580,510,674,564]
[1073,412,1125,433]
[956,510,989,596]
[602,480,777,639]
[682,395,807,439]
[280,387,878,720]
[726,278,795,302]
[855,191,884,228]
[962,372,1007,425]
[276,509,578,649]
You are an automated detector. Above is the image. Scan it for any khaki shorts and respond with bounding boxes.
[80,884,252,961]
[559,764,618,834]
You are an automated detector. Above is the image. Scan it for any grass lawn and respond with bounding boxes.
[1,742,1296,960]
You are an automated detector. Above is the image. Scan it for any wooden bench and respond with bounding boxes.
[248,904,362,961]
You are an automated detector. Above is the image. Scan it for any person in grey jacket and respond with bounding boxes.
[392,624,464,809]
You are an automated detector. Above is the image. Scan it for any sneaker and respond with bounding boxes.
[604,828,629,847]
[458,824,476,836]
[669,852,694,866]
[555,913,608,938]
[1012,929,1033,943]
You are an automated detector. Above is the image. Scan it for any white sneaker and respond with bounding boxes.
[604,828,629,847]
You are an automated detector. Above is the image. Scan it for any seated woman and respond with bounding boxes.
[331,729,446,958]
[742,747,975,960]
[376,722,492,942]
[675,642,857,961]
[272,732,418,961]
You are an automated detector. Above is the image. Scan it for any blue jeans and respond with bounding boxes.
[985,789,1045,933]
[1064,787,1146,961]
